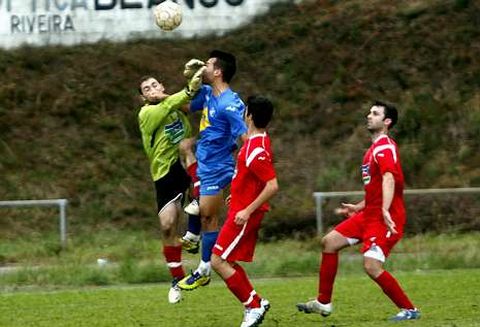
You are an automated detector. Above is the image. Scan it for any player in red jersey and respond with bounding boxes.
[211,95,279,327]
[297,101,420,321]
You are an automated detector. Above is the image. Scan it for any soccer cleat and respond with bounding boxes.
[177,271,211,291]
[184,199,200,215]
[240,298,270,327]
[296,299,332,317]
[168,278,182,304]
[179,237,200,254]
[260,299,271,311]
[390,308,421,321]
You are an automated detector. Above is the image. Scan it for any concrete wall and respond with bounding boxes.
[0,0,290,49]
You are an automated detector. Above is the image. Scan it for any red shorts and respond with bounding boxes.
[334,210,403,260]
[212,210,265,262]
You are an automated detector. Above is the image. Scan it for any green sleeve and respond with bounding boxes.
[138,89,190,134]
[162,89,191,111]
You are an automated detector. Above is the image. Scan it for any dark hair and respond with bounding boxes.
[374,100,398,129]
[246,95,274,128]
[209,50,236,83]
[138,75,157,95]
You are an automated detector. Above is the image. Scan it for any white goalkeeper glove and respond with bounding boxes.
[183,59,205,79]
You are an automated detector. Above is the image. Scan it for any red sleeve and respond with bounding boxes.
[247,148,276,182]
[374,145,397,175]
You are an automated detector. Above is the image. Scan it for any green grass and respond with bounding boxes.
[0,269,479,326]
[1,231,479,289]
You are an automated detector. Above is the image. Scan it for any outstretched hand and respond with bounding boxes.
[186,66,205,96]
[184,59,206,79]
[334,202,358,217]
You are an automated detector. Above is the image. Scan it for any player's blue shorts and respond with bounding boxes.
[198,169,233,196]
[196,138,237,196]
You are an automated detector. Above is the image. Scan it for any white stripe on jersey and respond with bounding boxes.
[373,144,397,163]
[245,133,268,167]
[246,147,265,167]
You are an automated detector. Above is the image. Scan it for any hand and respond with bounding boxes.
[225,195,231,206]
[234,209,250,226]
[144,93,170,104]
[334,203,358,217]
[382,208,398,234]
[185,66,205,97]
[184,59,205,79]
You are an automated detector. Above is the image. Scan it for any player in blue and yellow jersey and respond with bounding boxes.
[178,50,248,290]
[137,67,204,304]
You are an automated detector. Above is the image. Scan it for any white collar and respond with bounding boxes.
[373,133,389,144]
[249,132,267,139]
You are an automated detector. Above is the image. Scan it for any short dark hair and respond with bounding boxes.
[374,100,398,129]
[209,50,236,83]
[138,75,157,95]
[246,95,274,129]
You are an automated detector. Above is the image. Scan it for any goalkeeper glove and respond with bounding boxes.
[183,59,205,79]
[185,66,205,97]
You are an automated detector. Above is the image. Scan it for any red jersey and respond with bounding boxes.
[362,134,406,226]
[230,133,276,213]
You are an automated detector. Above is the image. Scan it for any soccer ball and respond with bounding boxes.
[154,0,183,31]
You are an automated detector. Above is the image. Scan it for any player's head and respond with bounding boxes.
[367,100,398,132]
[138,76,166,104]
[204,50,236,84]
[246,95,274,129]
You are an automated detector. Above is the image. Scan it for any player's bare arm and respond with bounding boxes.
[335,200,365,217]
[382,172,397,234]
[234,178,279,225]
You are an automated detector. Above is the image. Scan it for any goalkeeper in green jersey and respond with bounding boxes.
[137,66,204,304]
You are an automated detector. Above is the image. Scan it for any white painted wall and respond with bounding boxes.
[0,0,290,49]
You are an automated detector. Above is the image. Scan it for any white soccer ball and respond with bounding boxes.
[153,1,183,31]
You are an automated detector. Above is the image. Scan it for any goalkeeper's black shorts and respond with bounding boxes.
[154,159,191,214]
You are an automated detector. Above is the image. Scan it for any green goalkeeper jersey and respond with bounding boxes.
[138,90,192,181]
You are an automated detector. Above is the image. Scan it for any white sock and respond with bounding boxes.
[196,260,211,276]
[183,231,200,242]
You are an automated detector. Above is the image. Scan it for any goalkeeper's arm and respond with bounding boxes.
[160,67,206,111]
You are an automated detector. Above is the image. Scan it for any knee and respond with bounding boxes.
[201,213,214,226]
[320,235,329,249]
[158,213,174,232]
[211,254,222,271]
[321,234,336,252]
[363,260,382,279]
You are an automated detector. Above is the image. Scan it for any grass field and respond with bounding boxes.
[1,232,480,288]
[1,269,479,327]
